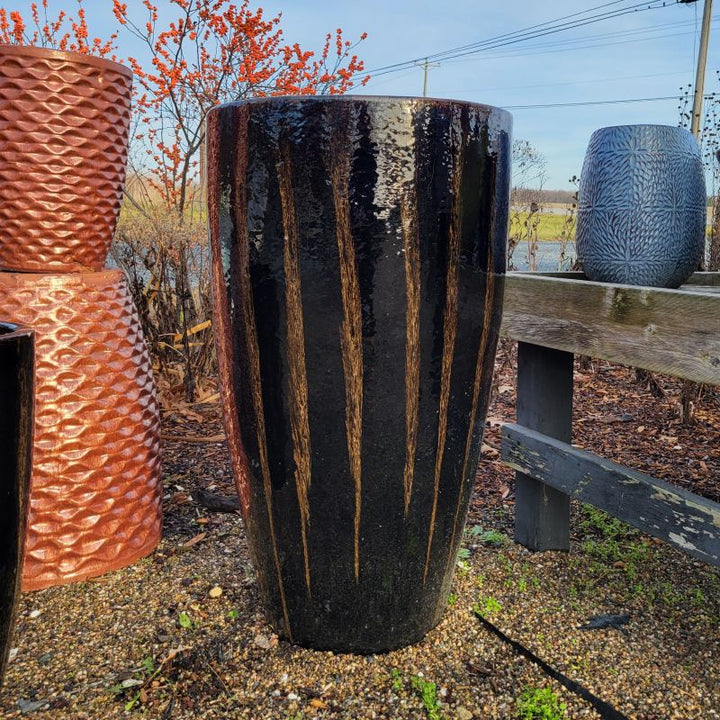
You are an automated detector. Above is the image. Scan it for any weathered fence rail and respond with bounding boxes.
[499,271,720,565]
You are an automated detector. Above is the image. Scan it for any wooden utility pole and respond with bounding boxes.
[691,0,714,136]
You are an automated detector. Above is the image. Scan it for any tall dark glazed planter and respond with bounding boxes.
[0,323,33,686]
[207,96,511,652]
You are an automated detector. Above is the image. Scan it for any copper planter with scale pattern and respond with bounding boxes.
[0,270,162,591]
[0,45,132,272]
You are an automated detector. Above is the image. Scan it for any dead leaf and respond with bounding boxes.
[481,443,499,459]
[171,491,192,505]
[309,699,328,709]
[182,533,207,548]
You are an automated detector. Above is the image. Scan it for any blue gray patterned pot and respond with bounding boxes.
[577,124,705,288]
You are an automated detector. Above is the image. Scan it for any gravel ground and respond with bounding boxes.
[1,359,718,719]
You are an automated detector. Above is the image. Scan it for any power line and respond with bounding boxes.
[366,0,672,78]
[440,17,718,62]
[433,23,719,65]
[504,94,712,109]
[365,0,634,74]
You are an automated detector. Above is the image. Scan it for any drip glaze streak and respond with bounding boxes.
[401,195,421,517]
[330,114,365,583]
[276,140,313,597]
[423,117,464,584]
[446,148,501,565]
[207,114,252,515]
[449,267,496,557]
[234,117,293,640]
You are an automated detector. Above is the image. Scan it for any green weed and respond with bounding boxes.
[410,675,445,720]
[516,685,567,720]
[474,596,503,618]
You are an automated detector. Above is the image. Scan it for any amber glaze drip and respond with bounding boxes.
[330,116,365,583]
[234,120,293,640]
[401,195,421,517]
[423,120,463,584]
[277,140,313,597]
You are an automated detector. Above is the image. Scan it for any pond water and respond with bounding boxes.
[509,240,576,272]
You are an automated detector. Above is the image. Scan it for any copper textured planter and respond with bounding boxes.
[0,270,162,591]
[208,96,510,652]
[0,45,132,272]
[0,323,33,686]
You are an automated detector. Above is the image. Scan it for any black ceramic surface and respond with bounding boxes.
[577,124,706,288]
[0,322,33,686]
[207,96,510,652]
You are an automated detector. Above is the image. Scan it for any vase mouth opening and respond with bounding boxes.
[211,94,512,120]
[0,43,132,79]
[590,123,693,135]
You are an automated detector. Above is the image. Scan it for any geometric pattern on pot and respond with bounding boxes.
[0,270,162,591]
[0,46,133,272]
[208,96,511,652]
[577,124,706,288]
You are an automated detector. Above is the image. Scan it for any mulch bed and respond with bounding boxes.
[1,348,718,719]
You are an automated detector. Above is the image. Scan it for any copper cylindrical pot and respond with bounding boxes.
[0,270,162,591]
[0,323,33,687]
[0,45,132,272]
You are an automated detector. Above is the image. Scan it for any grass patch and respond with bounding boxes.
[510,212,574,242]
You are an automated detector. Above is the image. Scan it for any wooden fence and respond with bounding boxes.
[499,271,720,566]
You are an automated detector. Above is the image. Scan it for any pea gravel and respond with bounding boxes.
[0,399,717,719]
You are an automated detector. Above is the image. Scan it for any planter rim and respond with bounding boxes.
[0,322,32,340]
[0,269,124,289]
[0,43,132,79]
[588,123,695,136]
[211,94,512,120]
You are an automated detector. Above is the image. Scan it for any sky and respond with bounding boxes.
[16,0,720,190]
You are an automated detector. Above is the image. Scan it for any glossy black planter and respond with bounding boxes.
[0,323,33,686]
[207,96,510,652]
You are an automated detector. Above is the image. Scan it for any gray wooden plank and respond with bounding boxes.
[515,271,720,286]
[500,273,720,385]
[502,423,720,566]
[514,343,572,551]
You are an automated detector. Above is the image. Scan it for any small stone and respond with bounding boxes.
[287,692,300,701]
[209,586,223,598]
[37,652,53,666]
[8,648,17,663]
[456,707,474,720]
[28,609,41,619]
[254,634,272,649]
[17,699,49,714]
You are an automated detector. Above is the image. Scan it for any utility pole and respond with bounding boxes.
[416,58,440,97]
[691,0,714,137]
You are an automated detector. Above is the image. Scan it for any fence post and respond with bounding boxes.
[514,342,573,550]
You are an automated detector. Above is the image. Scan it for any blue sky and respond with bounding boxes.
[18,0,720,189]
